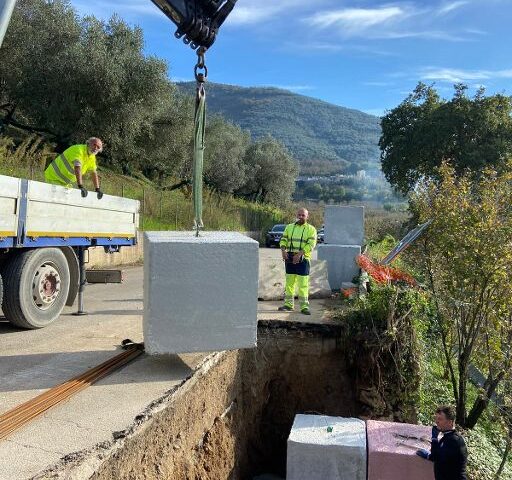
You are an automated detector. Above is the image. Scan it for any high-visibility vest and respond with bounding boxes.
[44,144,97,186]
[279,222,317,260]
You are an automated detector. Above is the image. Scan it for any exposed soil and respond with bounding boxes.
[91,322,354,480]
[38,322,362,479]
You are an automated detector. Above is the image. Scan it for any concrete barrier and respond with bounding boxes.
[324,206,364,245]
[317,244,361,289]
[287,414,367,480]
[143,231,259,355]
[258,258,331,300]
[367,420,434,480]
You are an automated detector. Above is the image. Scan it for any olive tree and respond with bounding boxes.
[238,136,298,207]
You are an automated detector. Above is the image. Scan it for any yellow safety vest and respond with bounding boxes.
[44,144,97,186]
[279,222,317,261]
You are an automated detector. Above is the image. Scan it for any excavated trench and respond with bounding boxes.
[89,321,360,480]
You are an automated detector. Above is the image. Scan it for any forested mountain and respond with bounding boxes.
[177,82,381,175]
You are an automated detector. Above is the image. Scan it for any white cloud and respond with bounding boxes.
[420,67,512,83]
[308,6,405,31]
[437,1,470,15]
[227,0,316,26]
[305,2,484,42]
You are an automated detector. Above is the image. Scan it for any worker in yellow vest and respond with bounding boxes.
[45,137,104,199]
[279,208,317,315]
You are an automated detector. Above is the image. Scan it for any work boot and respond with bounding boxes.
[301,308,311,315]
[278,305,293,312]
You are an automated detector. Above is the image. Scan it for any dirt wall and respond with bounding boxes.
[87,324,355,480]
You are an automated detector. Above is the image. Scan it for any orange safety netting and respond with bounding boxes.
[357,255,417,286]
[340,287,358,298]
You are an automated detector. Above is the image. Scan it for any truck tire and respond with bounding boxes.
[2,248,70,329]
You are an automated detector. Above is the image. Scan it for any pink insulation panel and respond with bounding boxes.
[367,420,434,480]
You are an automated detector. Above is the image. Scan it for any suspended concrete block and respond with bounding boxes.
[317,244,361,289]
[287,414,367,480]
[367,420,434,480]
[324,206,364,245]
[143,231,259,354]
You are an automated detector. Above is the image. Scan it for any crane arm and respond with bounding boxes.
[150,0,237,51]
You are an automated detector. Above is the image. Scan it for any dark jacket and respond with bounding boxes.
[430,430,468,480]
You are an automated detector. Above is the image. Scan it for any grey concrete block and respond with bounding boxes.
[324,206,364,245]
[317,244,361,289]
[287,414,367,480]
[144,231,259,354]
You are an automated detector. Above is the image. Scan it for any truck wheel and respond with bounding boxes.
[2,248,70,329]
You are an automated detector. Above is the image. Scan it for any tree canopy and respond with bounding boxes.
[411,161,512,428]
[380,83,512,194]
[0,0,298,206]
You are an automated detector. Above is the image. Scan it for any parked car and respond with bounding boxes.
[317,226,325,243]
[265,224,286,248]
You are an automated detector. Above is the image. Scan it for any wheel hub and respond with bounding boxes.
[32,263,61,310]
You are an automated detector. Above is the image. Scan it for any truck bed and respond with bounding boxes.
[0,175,140,248]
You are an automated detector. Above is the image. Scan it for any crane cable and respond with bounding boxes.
[193,47,207,236]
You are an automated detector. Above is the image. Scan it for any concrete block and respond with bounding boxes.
[287,414,367,480]
[367,420,434,480]
[258,258,331,301]
[143,231,259,354]
[324,206,364,245]
[317,245,361,289]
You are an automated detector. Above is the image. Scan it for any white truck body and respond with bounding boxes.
[0,175,139,242]
[0,174,140,329]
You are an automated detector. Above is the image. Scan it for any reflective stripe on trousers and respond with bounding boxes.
[283,273,310,310]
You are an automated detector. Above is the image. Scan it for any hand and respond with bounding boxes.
[95,188,104,200]
[431,425,440,439]
[292,252,303,264]
[281,250,288,261]
[78,185,88,198]
[416,449,430,460]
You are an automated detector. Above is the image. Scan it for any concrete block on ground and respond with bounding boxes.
[367,420,434,480]
[287,414,367,480]
[317,244,361,290]
[143,231,259,354]
[258,258,331,301]
[324,206,364,245]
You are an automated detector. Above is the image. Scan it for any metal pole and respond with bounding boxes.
[73,246,88,316]
[0,0,16,49]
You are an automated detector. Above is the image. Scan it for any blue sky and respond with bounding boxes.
[70,0,512,116]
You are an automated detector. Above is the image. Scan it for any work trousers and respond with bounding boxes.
[283,256,310,311]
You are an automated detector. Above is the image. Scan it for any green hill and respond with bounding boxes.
[177,82,381,175]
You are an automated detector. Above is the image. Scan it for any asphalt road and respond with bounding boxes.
[0,248,330,479]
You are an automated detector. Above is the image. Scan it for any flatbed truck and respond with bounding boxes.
[0,174,139,328]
